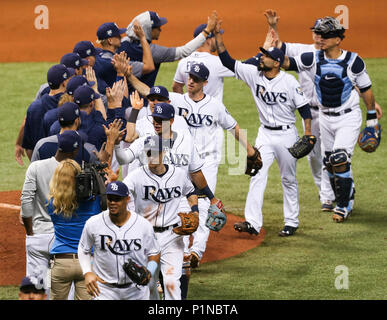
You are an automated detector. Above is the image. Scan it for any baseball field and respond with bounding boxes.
[0,0,386,301]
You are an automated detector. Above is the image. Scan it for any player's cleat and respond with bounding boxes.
[190,251,200,269]
[278,225,298,237]
[332,207,351,223]
[321,200,334,212]
[233,221,259,235]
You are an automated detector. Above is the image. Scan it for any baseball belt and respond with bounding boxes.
[153,223,179,233]
[323,108,352,117]
[264,125,291,130]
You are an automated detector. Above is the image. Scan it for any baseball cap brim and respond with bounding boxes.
[118,27,127,34]
[259,47,278,61]
[80,58,89,66]
[186,70,206,81]
[153,17,168,28]
[151,112,172,120]
[67,68,76,77]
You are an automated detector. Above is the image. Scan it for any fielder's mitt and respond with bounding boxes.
[205,200,227,232]
[288,135,317,159]
[245,147,263,176]
[173,212,199,236]
[122,258,151,286]
[358,124,381,153]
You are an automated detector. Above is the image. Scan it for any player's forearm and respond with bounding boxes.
[174,33,206,60]
[303,119,312,136]
[360,88,376,112]
[126,74,150,97]
[125,122,139,143]
[187,194,199,210]
[94,98,107,120]
[139,36,155,74]
[16,118,26,145]
[229,124,255,157]
[216,34,236,72]
[22,217,33,235]
[172,81,184,94]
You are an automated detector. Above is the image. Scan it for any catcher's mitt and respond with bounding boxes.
[288,135,317,159]
[173,212,199,236]
[122,258,151,286]
[358,124,381,153]
[205,200,227,232]
[245,147,263,176]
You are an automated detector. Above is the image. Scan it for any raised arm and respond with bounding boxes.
[133,20,155,75]
[86,66,107,120]
[215,20,237,72]
[125,90,143,143]
[263,9,283,48]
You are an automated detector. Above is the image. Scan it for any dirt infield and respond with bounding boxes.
[0,190,265,286]
[1,0,386,63]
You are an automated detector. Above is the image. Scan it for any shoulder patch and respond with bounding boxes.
[296,87,304,95]
[351,56,365,74]
[300,52,314,67]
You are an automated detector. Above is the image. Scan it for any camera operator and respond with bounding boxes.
[47,157,106,300]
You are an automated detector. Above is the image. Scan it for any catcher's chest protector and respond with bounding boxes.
[315,50,356,108]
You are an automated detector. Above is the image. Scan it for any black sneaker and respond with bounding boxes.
[278,225,298,237]
[233,221,259,235]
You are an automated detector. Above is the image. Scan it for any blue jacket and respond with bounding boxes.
[22,93,62,150]
[47,196,101,255]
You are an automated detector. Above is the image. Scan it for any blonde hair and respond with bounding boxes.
[49,159,81,218]
[58,93,74,107]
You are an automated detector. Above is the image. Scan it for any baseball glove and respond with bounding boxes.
[358,124,381,153]
[122,258,151,286]
[205,200,227,232]
[173,212,199,236]
[288,135,317,159]
[245,147,263,176]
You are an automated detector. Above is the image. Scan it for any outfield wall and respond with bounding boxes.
[1,0,386,62]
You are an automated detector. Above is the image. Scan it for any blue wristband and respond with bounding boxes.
[147,260,158,277]
[191,205,199,213]
[200,185,214,200]
[366,110,377,120]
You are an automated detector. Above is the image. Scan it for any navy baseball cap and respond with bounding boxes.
[58,102,80,122]
[193,23,223,39]
[47,64,73,87]
[259,46,285,66]
[144,135,164,153]
[20,276,45,293]
[149,11,168,28]
[60,53,88,69]
[97,22,126,40]
[152,103,175,120]
[66,76,95,95]
[147,86,169,100]
[187,63,210,81]
[58,130,82,153]
[73,41,97,58]
[106,181,129,197]
[73,86,100,105]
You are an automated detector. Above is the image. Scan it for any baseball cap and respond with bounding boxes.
[149,11,168,28]
[259,46,285,66]
[47,64,73,87]
[66,76,95,95]
[58,102,80,122]
[97,22,127,40]
[106,181,129,197]
[60,53,88,69]
[187,63,210,81]
[144,135,164,153]
[193,23,223,39]
[151,103,175,120]
[20,276,45,293]
[147,86,169,100]
[73,86,100,105]
[57,130,82,153]
[73,41,97,58]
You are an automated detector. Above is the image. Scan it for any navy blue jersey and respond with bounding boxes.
[22,93,63,150]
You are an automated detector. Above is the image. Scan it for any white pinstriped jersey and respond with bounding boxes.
[78,211,160,284]
[234,62,309,127]
[115,130,204,174]
[173,51,235,102]
[169,92,237,160]
[123,164,195,227]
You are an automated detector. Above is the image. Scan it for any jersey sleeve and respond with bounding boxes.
[20,163,37,218]
[182,172,196,196]
[151,44,177,64]
[216,61,235,78]
[234,60,258,86]
[129,61,144,78]
[173,59,187,84]
[78,219,94,254]
[143,221,161,257]
[217,102,237,130]
[288,75,310,108]
[188,142,204,173]
[351,56,372,91]
[284,42,314,57]
[293,52,315,72]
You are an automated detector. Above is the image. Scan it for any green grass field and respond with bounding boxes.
[1,59,386,300]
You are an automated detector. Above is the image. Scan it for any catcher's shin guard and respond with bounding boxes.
[323,152,337,200]
[334,172,353,209]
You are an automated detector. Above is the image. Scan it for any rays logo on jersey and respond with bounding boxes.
[164,153,190,167]
[177,107,213,127]
[256,84,287,105]
[100,235,142,255]
[143,185,182,203]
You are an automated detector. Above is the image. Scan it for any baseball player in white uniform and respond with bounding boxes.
[216,22,312,236]
[282,17,379,222]
[124,63,257,259]
[78,181,160,300]
[123,135,199,300]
